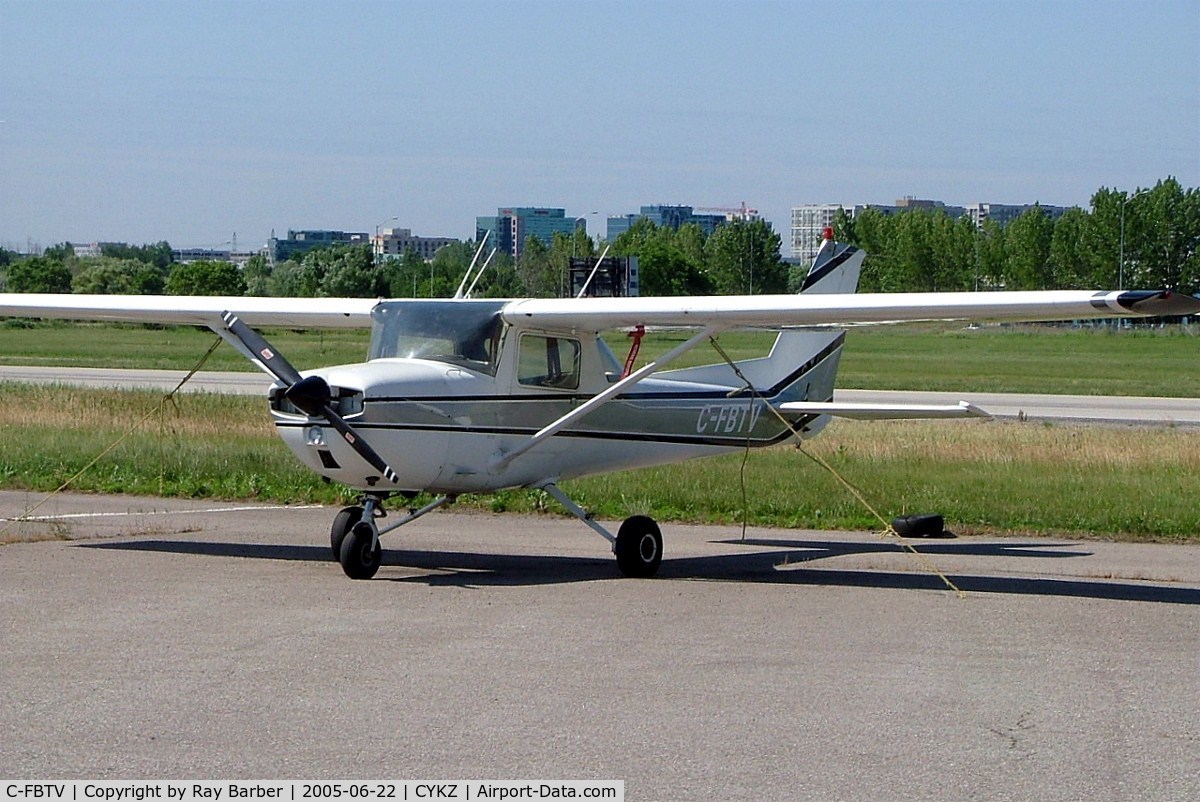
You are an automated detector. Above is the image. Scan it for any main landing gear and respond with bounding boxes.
[541,483,664,578]
[327,486,665,580]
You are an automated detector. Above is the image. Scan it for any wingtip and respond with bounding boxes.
[1115,290,1200,317]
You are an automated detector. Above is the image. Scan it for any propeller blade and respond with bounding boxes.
[319,404,400,485]
[221,311,303,386]
[221,311,399,485]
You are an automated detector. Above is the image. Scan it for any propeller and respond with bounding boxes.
[221,312,399,484]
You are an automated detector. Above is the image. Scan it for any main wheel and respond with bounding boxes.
[330,505,364,560]
[615,515,663,577]
[339,520,382,580]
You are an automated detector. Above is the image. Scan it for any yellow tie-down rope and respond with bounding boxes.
[707,336,965,598]
[0,336,224,538]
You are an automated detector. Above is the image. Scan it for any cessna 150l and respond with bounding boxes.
[2,234,1197,579]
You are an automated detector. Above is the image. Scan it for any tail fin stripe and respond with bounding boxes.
[800,246,860,292]
[760,332,846,397]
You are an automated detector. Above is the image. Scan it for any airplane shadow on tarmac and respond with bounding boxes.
[80,535,1200,605]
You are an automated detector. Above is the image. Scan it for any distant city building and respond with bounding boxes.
[606,205,728,239]
[475,208,582,260]
[69,242,103,258]
[606,204,750,240]
[789,205,856,264]
[790,198,1070,261]
[373,228,458,261]
[268,229,368,263]
[965,202,1069,228]
[172,247,257,266]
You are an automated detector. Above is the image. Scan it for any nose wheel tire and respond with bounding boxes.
[615,515,663,577]
[339,520,382,580]
[330,505,365,560]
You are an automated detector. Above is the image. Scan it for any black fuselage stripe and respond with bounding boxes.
[274,419,813,449]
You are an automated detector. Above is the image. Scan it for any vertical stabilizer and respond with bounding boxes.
[655,237,862,433]
[763,239,863,434]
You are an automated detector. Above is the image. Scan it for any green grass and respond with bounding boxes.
[0,320,370,372]
[1,320,1197,396]
[2,383,1197,541]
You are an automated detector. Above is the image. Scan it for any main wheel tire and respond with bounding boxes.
[330,506,364,560]
[615,515,663,577]
[339,520,382,580]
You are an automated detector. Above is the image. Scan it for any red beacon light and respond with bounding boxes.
[822,226,835,241]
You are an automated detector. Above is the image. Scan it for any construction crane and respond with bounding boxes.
[695,202,758,220]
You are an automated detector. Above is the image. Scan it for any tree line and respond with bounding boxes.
[2,177,1194,298]
[838,177,1198,294]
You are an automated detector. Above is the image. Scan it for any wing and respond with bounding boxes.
[5,287,1197,333]
[501,289,1200,332]
[0,294,379,328]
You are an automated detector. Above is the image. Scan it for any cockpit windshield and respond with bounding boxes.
[368,300,506,374]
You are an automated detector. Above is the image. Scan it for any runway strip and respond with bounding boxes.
[4,364,1198,425]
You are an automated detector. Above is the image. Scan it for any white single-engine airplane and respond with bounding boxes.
[3,234,1197,579]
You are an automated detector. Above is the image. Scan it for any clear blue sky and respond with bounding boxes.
[2,0,1197,250]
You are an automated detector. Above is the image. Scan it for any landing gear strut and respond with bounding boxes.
[541,483,664,578]
[332,493,455,580]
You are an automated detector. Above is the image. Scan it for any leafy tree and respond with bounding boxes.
[73,257,165,294]
[975,220,1008,290]
[8,256,72,293]
[267,260,303,297]
[243,254,272,296]
[43,242,75,261]
[635,238,711,296]
[1048,207,1092,289]
[1084,187,1126,289]
[844,207,897,291]
[165,260,247,296]
[706,219,786,295]
[296,244,383,297]
[516,236,556,296]
[102,241,173,269]
[474,252,524,298]
[1005,206,1056,289]
[1136,177,1200,292]
[610,217,660,256]
[385,249,431,298]
[321,246,382,297]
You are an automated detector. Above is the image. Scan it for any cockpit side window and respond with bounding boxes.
[517,333,581,390]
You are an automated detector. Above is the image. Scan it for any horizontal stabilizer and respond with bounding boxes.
[779,400,991,420]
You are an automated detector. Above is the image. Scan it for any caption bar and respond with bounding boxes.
[3,784,623,802]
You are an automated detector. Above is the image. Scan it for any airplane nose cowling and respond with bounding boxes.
[284,374,333,417]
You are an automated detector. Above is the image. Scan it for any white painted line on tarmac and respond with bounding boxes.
[4,504,324,522]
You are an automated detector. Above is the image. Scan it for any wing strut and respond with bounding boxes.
[488,326,723,473]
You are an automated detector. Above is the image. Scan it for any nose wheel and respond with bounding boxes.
[339,519,382,580]
[328,494,456,579]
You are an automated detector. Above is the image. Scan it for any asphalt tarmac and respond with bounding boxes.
[2,491,1198,800]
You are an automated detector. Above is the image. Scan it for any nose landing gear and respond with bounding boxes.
[329,493,455,580]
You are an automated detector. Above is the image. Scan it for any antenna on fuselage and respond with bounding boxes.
[463,247,497,299]
[575,244,612,298]
[453,231,491,299]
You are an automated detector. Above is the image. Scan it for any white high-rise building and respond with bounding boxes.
[790,204,856,263]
